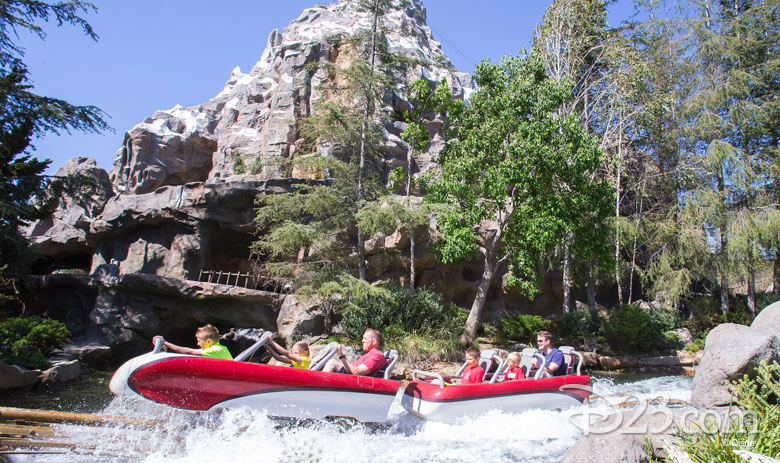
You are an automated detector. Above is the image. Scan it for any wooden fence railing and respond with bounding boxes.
[196,270,290,295]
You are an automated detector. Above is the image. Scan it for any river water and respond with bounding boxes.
[4,373,693,463]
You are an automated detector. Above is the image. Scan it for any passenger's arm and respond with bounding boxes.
[350,363,372,376]
[264,343,292,364]
[545,362,560,375]
[162,341,202,356]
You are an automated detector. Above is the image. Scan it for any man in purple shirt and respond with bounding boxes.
[326,328,386,376]
[532,330,566,377]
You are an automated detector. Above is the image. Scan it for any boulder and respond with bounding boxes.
[598,356,639,369]
[751,301,780,336]
[673,327,693,346]
[580,351,599,367]
[563,407,734,463]
[276,294,334,342]
[43,360,82,384]
[562,432,650,463]
[690,323,780,408]
[61,343,112,366]
[0,361,40,390]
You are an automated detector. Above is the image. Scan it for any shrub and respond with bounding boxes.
[683,337,706,354]
[494,313,550,345]
[338,284,466,352]
[684,294,755,339]
[755,293,780,313]
[554,310,603,345]
[602,304,676,354]
[0,316,70,369]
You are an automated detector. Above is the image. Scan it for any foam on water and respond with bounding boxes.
[8,375,693,463]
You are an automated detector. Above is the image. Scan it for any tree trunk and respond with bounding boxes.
[461,255,495,343]
[562,232,572,315]
[354,1,380,282]
[775,252,780,296]
[357,234,366,281]
[407,145,416,293]
[587,266,596,312]
[747,260,756,318]
[718,166,729,314]
[409,233,416,293]
[615,136,623,305]
[629,173,645,305]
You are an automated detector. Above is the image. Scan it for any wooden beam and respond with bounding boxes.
[0,407,158,427]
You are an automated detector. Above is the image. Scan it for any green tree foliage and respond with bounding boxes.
[252,159,358,291]
[0,315,70,369]
[370,77,452,293]
[426,53,613,342]
[533,0,616,313]
[0,1,108,270]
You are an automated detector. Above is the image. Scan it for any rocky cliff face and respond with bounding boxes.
[22,1,570,353]
[28,0,472,279]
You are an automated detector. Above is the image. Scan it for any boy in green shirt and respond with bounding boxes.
[152,324,233,360]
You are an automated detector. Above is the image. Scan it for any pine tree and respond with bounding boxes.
[252,0,411,292]
[0,1,108,270]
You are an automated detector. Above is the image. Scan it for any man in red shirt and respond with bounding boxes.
[326,328,386,376]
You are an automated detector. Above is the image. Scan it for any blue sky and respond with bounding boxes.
[17,0,634,174]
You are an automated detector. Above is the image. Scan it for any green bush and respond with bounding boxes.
[684,294,755,339]
[339,285,465,346]
[0,316,71,369]
[602,304,675,354]
[554,310,603,345]
[683,337,706,354]
[495,313,550,344]
[755,293,780,312]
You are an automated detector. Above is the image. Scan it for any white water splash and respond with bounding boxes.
[8,375,693,463]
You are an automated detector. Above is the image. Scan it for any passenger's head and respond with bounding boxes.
[362,328,382,352]
[465,347,480,367]
[195,324,220,348]
[507,352,521,368]
[537,330,554,351]
[292,341,310,356]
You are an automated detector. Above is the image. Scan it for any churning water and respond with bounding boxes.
[7,374,693,463]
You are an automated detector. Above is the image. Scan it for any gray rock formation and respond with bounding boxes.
[20,0,579,344]
[61,344,112,366]
[276,294,335,342]
[690,303,780,408]
[562,407,736,463]
[20,268,283,361]
[42,359,82,384]
[751,301,780,336]
[26,0,472,285]
[0,361,40,390]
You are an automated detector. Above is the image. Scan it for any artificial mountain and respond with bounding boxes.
[21,0,575,358]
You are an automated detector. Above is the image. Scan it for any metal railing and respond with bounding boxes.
[196,269,290,294]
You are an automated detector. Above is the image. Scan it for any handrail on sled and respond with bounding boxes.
[234,330,273,362]
[412,370,446,388]
[152,336,164,354]
[309,342,340,371]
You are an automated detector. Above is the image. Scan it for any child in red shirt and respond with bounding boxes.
[460,347,485,385]
[503,352,525,380]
